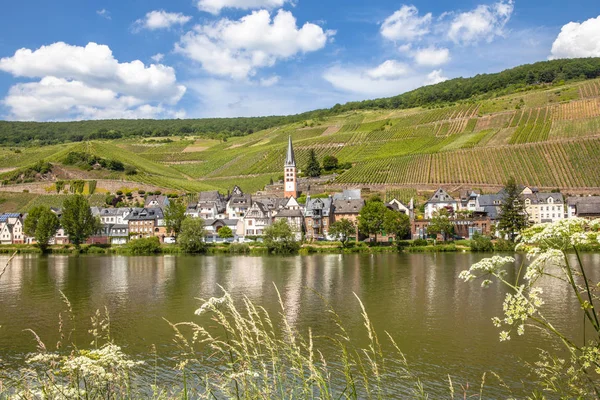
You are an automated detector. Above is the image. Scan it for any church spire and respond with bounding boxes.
[285,136,296,167]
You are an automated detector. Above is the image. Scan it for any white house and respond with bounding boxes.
[424,188,458,219]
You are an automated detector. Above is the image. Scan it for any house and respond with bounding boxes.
[304,196,334,240]
[204,219,242,242]
[272,197,305,241]
[459,190,480,212]
[521,188,565,224]
[93,207,133,225]
[226,186,252,219]
[567,196,600,219]
[145,195,170,209]
[412,216,492,240]
[108,224,129,245]
[195,191,228,220]
[332,197,364,241]
[475,193,506,221]
[386,198,413,218]
[125,208,166,240]
[49,208,70,245]
[242,202,271,237]
[0,214,24,244]
[424,188,458,219]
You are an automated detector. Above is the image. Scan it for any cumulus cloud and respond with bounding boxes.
[381,5,432,41]
[448,0,514,44]
[151,53,165,63]
[175,9,334,80]
[0,42,186,120]
[413,46,450,66]
[197,0,289,15]
[549,15,600,59]
[323,64,435,97]
[134,10,192,31]
[425,69,448,85]
[97,9,111,20]
[365,60,410,80]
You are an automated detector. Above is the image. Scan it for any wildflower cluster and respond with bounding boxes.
[458,256,515,287]
[493,287,544,341]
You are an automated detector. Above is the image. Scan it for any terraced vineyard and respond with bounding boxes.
[2,77,600,194]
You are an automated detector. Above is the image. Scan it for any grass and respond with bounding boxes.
[0,283,497,399]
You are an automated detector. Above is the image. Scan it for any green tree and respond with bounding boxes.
[127,237,161,255]
[427,210,454,241]
[322,155,339,171]
[178,218,207,253]
[218,226,234,240]
[263,220,300,254]
[61,195,100,249]
[358,201,387,242]
[164,200,187,236]
[24,206,60,253]
[497,177,529,241]
[383,210,411,242]
[305,149,321,178]
[329,218,356,248]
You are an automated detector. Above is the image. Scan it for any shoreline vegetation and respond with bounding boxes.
[2,238,600,256]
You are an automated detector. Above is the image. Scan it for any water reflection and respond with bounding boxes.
[0,253,596,397]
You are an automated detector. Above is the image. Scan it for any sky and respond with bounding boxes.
[0,0,598,121]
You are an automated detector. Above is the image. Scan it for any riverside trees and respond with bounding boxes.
[23,206,60,253]
[61,195,100,249]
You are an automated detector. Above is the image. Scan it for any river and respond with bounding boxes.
[0,253,594,397]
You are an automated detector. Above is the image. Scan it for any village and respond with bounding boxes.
[0,136,599,247]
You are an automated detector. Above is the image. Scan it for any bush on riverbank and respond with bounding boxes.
[126,237,161,255]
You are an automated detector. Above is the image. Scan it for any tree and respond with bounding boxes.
[24,206,60,253]
[358,201,387,242]
[263,220,300,254]
[497,177,529,241]
[329,218,356,248]
[178,218,207,253]
[322,155,339,171]
[427,210,454,241]
[383,210,411,242]
[164,200,187,236]
[305,149,321,178]
[218,226,234,240]
[61,195,100,249]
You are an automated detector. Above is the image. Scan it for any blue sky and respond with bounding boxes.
[0,0,598,121]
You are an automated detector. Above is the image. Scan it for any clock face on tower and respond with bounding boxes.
[285,182,295,191]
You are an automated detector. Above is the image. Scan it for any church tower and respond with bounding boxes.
[284,136,297,198]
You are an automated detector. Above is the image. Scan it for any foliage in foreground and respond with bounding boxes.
[460,218,600,398]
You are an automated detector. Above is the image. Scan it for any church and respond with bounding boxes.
[284,136,298,199]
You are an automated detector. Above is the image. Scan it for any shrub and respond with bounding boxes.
[126,237,161,255]
[494,238,516,252]
[412,238,428,246]
[229,243,250,254]
[470,233,494,252]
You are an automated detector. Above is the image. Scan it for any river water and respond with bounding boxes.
[0,253,594,397]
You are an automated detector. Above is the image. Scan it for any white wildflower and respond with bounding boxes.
[524,249,564,282]
[499,331,511,342]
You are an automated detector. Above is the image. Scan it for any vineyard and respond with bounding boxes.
[1,77,600,195]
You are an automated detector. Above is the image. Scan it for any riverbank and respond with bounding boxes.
[2,239,599,255]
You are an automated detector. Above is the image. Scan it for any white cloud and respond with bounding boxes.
[549,15,600,59]
[134,10,192,31]
[175,9,334,80]
[151,53,165,63]
[425,69,448,85]
[196,0,289,15]
[0,42,186,120]
[448,0,514,44]
[97,9,111,20]
[366,60,410,80]
[381,5,432,42]
[323,65,431,97]
[413,46,450,66]
[259,75,280,86]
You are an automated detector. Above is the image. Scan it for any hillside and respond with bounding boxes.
[2,65,600,200]
[1,58,600,146]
